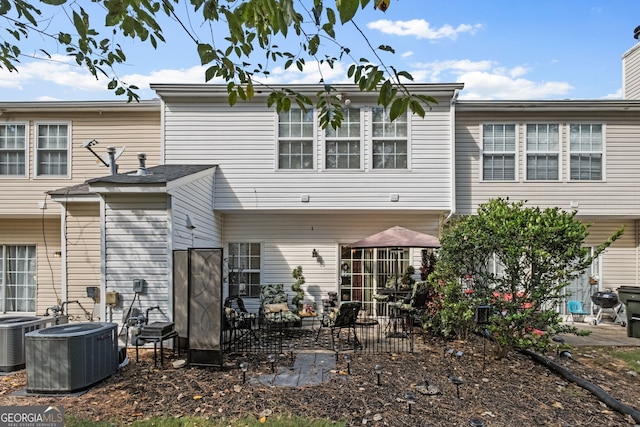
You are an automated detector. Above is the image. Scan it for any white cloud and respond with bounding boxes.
[367,19,482,40]
[402,51,414,58]
[408,59,573,99]
[456,71,573,100]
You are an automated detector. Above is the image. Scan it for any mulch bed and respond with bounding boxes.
[0,333,638,426]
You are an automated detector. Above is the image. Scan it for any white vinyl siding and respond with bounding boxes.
[325,108,362,170]
[372,108,408,169]
[569,124,603,181]
[104,195,171,325]
[482,124,516,181]
[35,123,70,177]
[0,123,27,177]
[161,96,455,211]
[278,108,314,169]
[526,124,560,181]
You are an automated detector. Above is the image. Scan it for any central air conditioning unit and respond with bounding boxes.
[0,316,58,372]
[25,322,118,394]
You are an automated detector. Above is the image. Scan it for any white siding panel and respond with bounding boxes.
[104,194,173,325]
[162,100,454,212]
[169,172,221,249]
[624,43,640,99]
[586,220,638,287]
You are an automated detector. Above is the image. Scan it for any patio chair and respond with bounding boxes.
[259,283,301,328]
[567,300,590,324]
[315,301,361,351]
[223,296,257,351]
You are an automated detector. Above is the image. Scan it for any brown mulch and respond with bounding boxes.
[0,334,639,426]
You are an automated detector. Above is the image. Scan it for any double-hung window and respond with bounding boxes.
[325,108,361,169]
[278,109,314,169]
[482,124,516,181]
[228,243,261,298]
[1,245,37,313]
[35,123,70,177]
[526,124,560,180]
[569,124,603,181]
[372,107,408,169]
[0,123,27,177]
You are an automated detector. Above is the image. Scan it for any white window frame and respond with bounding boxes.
[0,245,37,313]
[227,242,262,298]
[34,122,71,178]
[276,109,315,170]
[323,107,363,170]
[525,123,561,181]
[568,123,605,181]
[370,107,410,170]
[0,122,28,178]
[481,123,518,181]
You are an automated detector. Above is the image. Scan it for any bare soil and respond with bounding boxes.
[1,334,639,426]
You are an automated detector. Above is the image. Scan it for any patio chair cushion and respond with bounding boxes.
[263,303,290,313]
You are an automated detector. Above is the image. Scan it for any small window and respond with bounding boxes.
[482,124,516,181]
[569,124,603,181]
[526,124,560,181]
[325,108,361,169]
[278,109,314,169]
[1,245,37,313]
[228,243,261,298]
[35,123,70,177]
[372,107,408,169]
[0,123,27,177]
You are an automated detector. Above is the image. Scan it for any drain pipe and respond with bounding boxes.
[523,349,640,423]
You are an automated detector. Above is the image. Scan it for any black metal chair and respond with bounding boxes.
[223,296,257,351]
[316,301,361,351]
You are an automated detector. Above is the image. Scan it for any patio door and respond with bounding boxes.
[339,245,409,316]
[562,248,600,316]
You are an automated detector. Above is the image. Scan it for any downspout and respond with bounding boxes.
[59,201,67,307]
[445,89,460,225]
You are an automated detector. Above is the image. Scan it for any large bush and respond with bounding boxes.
[428,198,623,357]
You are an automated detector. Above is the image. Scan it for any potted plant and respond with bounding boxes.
[291,265,305,312]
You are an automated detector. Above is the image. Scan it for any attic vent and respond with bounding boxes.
[635,25,640,40]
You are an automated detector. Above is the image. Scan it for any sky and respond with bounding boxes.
[1,0,640,102]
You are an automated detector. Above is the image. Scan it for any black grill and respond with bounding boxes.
[591,291,619,309]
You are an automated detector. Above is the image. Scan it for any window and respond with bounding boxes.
[278,109,314,169]
[372,107,408,169]
[325,108,361,169]
[482,124,516,181]
[526,124,559,180]
[35,123,70,177]
[0,123,27,177]
[1,245,36,313]
[569,124,603,181]
[228,243,261,297]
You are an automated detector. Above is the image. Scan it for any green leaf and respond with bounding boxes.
[337,0,359,23]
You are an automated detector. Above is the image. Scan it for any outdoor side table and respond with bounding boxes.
[136,329,179,368]
[355,318,380,348]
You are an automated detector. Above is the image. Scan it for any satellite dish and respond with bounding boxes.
[97,147,126,167]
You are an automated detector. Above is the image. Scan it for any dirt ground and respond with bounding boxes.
[1,333,639,427]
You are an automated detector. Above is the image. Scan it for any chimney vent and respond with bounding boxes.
[135,153,150,176]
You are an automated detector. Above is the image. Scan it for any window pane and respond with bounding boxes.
[0,124,27,176]
[3,245,36,312]
[36,124,68,176]
[278,109,314,169]
[569,124,603,181]
[483,124,516,180]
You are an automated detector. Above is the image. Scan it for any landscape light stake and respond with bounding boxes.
[374,364,383,386]
[288,343,296,364]
[267,354,276,374]
[449,376,464,400]
[344,354,352,375]
[239,362,248,384]
[404,391,416,414]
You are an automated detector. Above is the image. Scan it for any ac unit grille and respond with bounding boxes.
[0,316,57,372]
[25,322,118,394]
